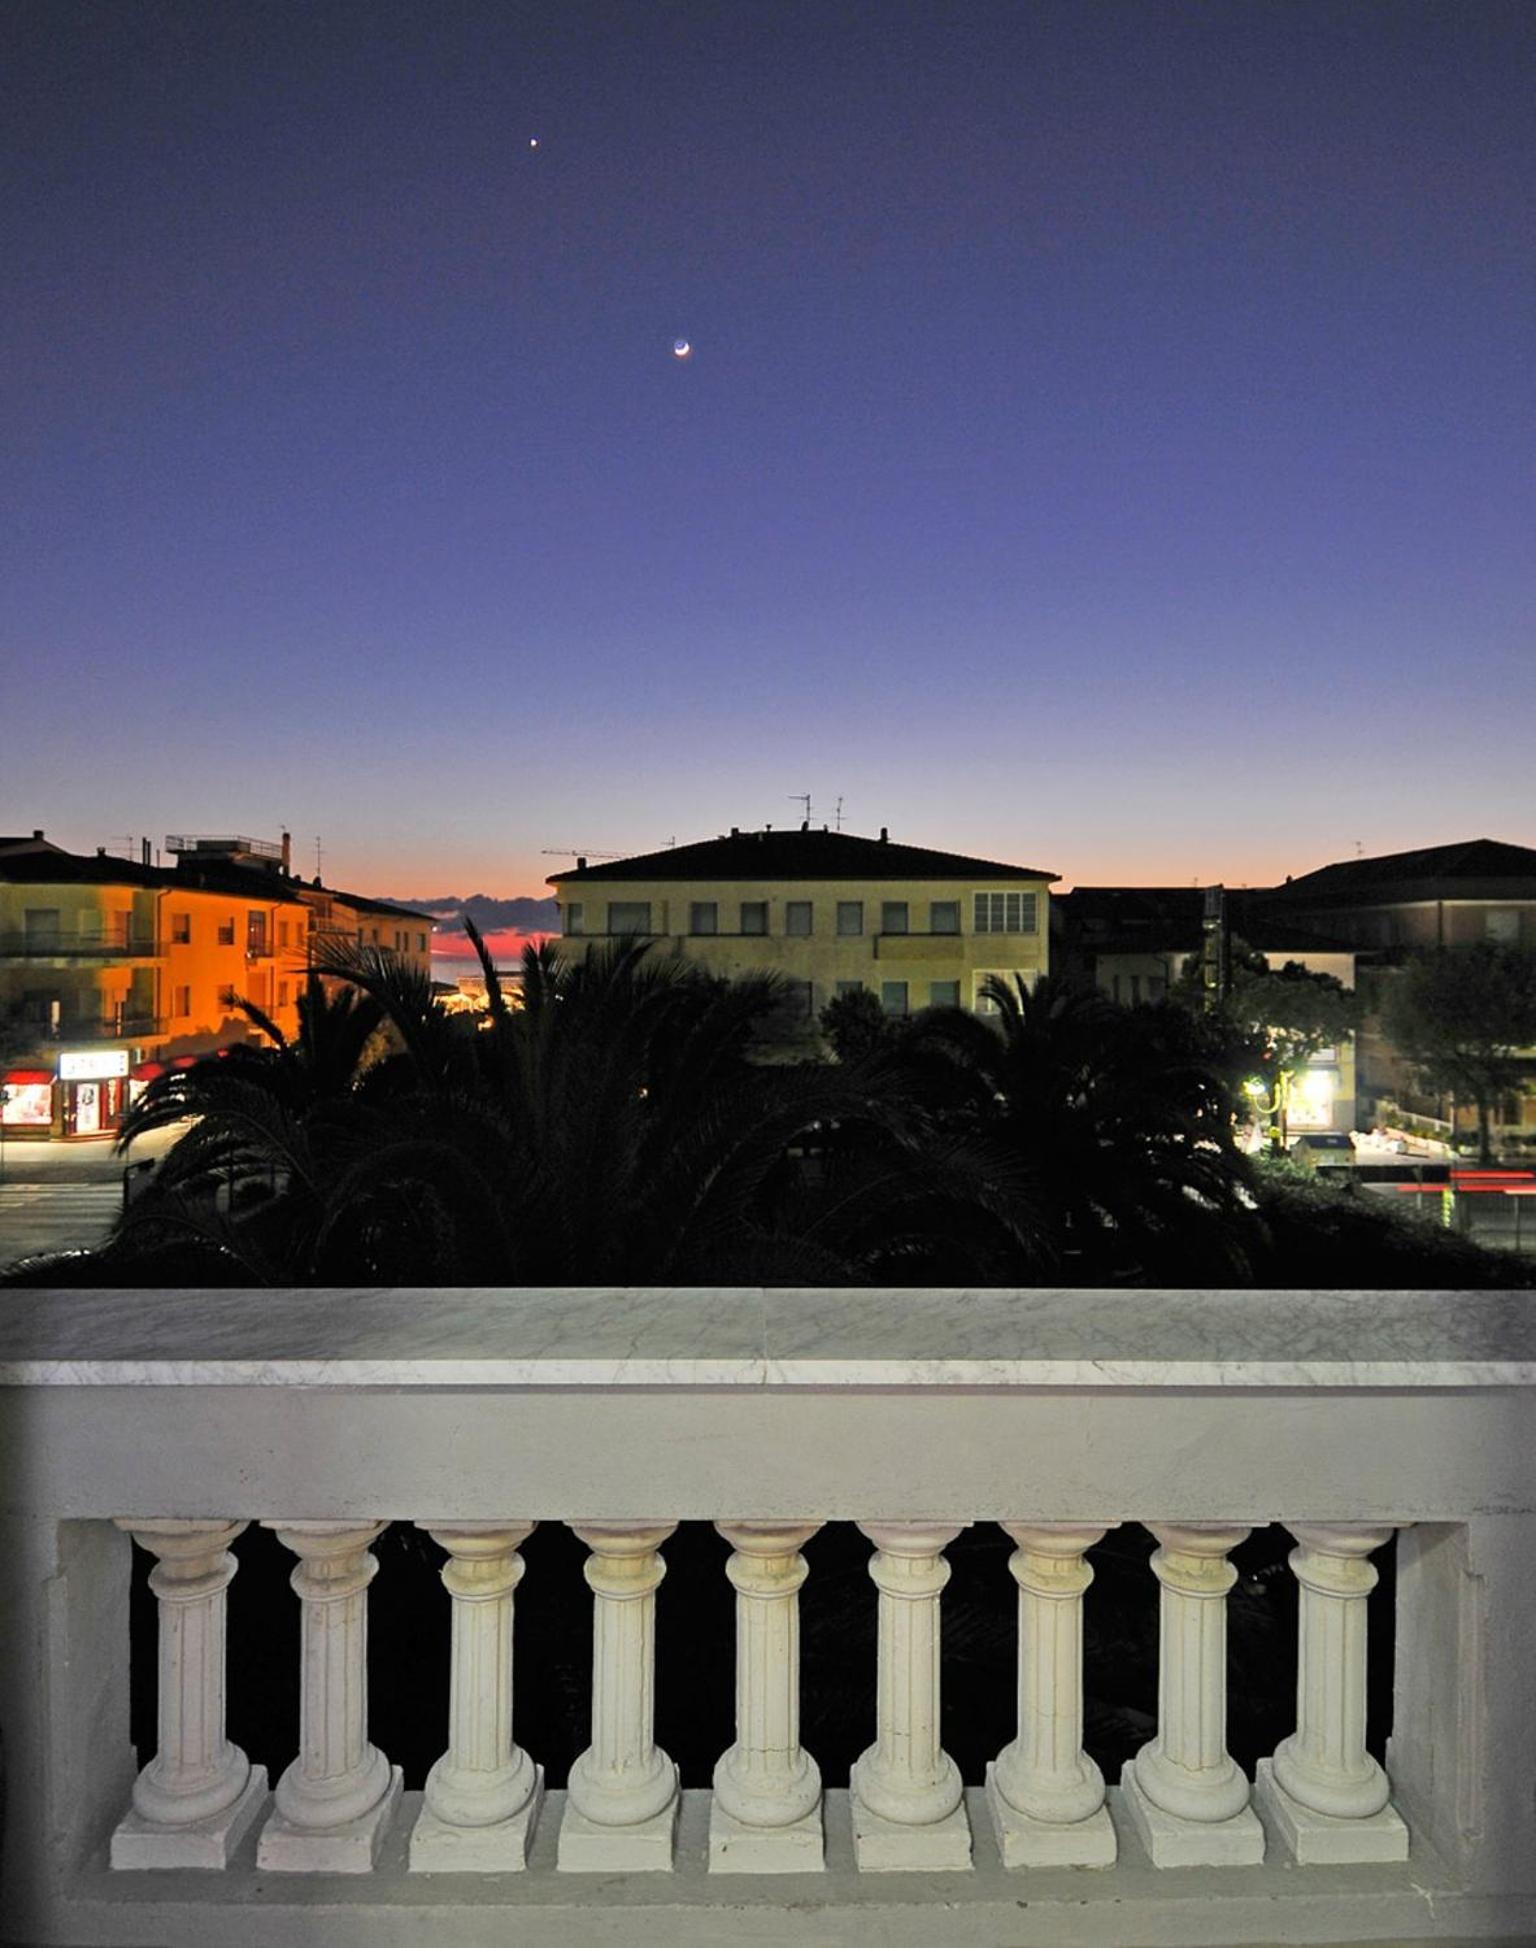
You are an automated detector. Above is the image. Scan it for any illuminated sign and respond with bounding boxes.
[58,1051,130,1081]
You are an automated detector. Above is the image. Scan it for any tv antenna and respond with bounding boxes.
[540,847,628,860]
[789,792,811,825]
[833,796,845,831]
[314,836,323,880]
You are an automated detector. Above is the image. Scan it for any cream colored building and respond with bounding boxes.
[549,826,1055,1037]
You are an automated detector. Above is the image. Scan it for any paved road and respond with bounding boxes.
[0,1183,123,1271]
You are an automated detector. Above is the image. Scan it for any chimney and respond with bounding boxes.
[730,826,739,837]
[97,845,106,856]
[801,820,809,831]
[879,826,889,843]
[141,838,151,865]
[32,829,43,840]
[281,830,292,874]
[576,856,587,871]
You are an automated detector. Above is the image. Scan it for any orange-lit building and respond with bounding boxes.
[0,832,432,1139]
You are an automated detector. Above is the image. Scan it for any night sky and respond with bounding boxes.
[5,1,1532,897]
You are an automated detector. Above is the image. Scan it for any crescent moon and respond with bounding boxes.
[673,340,692,359]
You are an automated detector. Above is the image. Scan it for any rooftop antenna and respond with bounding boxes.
[539,847,628,859]
[833,795,845,832]
[314,836,323,880]
[789,792,811,827]
[1355,839,1364,858]
[110,834,135,860]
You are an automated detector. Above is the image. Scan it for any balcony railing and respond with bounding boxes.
[0,929,156,959]
[23,1013,163,1043]
[1,1286,1534,1946]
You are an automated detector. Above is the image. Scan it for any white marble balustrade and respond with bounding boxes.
[97,1507,1420,1886]
[13,1285,1521,1946]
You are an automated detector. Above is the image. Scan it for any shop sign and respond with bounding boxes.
[58,1051,131,1081]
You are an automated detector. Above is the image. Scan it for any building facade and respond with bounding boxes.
[1,832,432,1139]
[549,826,1056,1039]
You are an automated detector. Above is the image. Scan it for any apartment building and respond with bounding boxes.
[1052,884,1359,1133]
[548,826,1056,1037]
[1,832,432,1139]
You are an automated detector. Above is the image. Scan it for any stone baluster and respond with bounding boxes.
[850,1521,971,1870]
[256,1521,401,1872]
[110,1519,268,1868]
[410,1522,543,1872]
[710,1520,825,1871]
[558,1521,679,1871]
[1255,1522,1409,1861]
[1122,1522,1264,1866]
[986,1522,1117,1867]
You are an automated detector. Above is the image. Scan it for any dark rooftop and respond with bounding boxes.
[548,828,1056,886]
[1058,886,1358,957]
[1275,838,1536,904]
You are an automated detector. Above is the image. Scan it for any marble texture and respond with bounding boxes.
[3,1285,1535,1390]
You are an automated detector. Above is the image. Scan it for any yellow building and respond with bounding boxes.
[1,832,432,1139]
[549,826,1056,1041]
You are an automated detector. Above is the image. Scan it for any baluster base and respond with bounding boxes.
[1253,1757,1408,1864]
[709,1799,824,1873]
[984,1763,1116,1868]
[851,1793,971,1872]
[557,1783,678,1873]
[256,1767,403,1874]
[1118,1761,1265,1867]
[111,1763,268,1870]
[410,1766,544,1873]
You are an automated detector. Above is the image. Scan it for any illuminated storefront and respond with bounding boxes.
[58,1050,130,1136]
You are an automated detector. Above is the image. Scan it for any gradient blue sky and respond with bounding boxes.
[5,1,1532,897]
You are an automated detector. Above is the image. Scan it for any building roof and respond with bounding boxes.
[1275,838,1536,905]
[548,828,1056,886]
[0,850,167,890]
[0,834,67,855]
[1058,886,1357,958]
[320,886,435,922]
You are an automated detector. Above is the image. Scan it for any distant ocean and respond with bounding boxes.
[431,929,556,985]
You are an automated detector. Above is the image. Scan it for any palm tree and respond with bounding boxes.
[900,975,1260,1282]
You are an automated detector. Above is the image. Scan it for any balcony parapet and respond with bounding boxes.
[0,930,157,959]
[2,1285,1536,1946]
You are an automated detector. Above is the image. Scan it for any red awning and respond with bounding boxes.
[3,1069,53,1086]
[130,1061,166,1081]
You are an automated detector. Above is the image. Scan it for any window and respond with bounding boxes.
[785,901,813,936]
[278,981,291,1007]
[836,901,864,937]
[608,902,652,935]
[218,984,237,1010]
[930,901,959,934]
[247,911,268,956]
[929,980,960,1008]
[566,903,584,935]
[1486,909,1521,943]
[690,902,719,935]
[880,981,909,1017]
[740,902,768,935]
[881,901,909,935]
[835,980,863,997]
[973,891,1038,934]
[418,933,428,953]
[216,921,235,946]
[278,920,290,949]
[170,913,191,945]
[174,985,192,1017]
